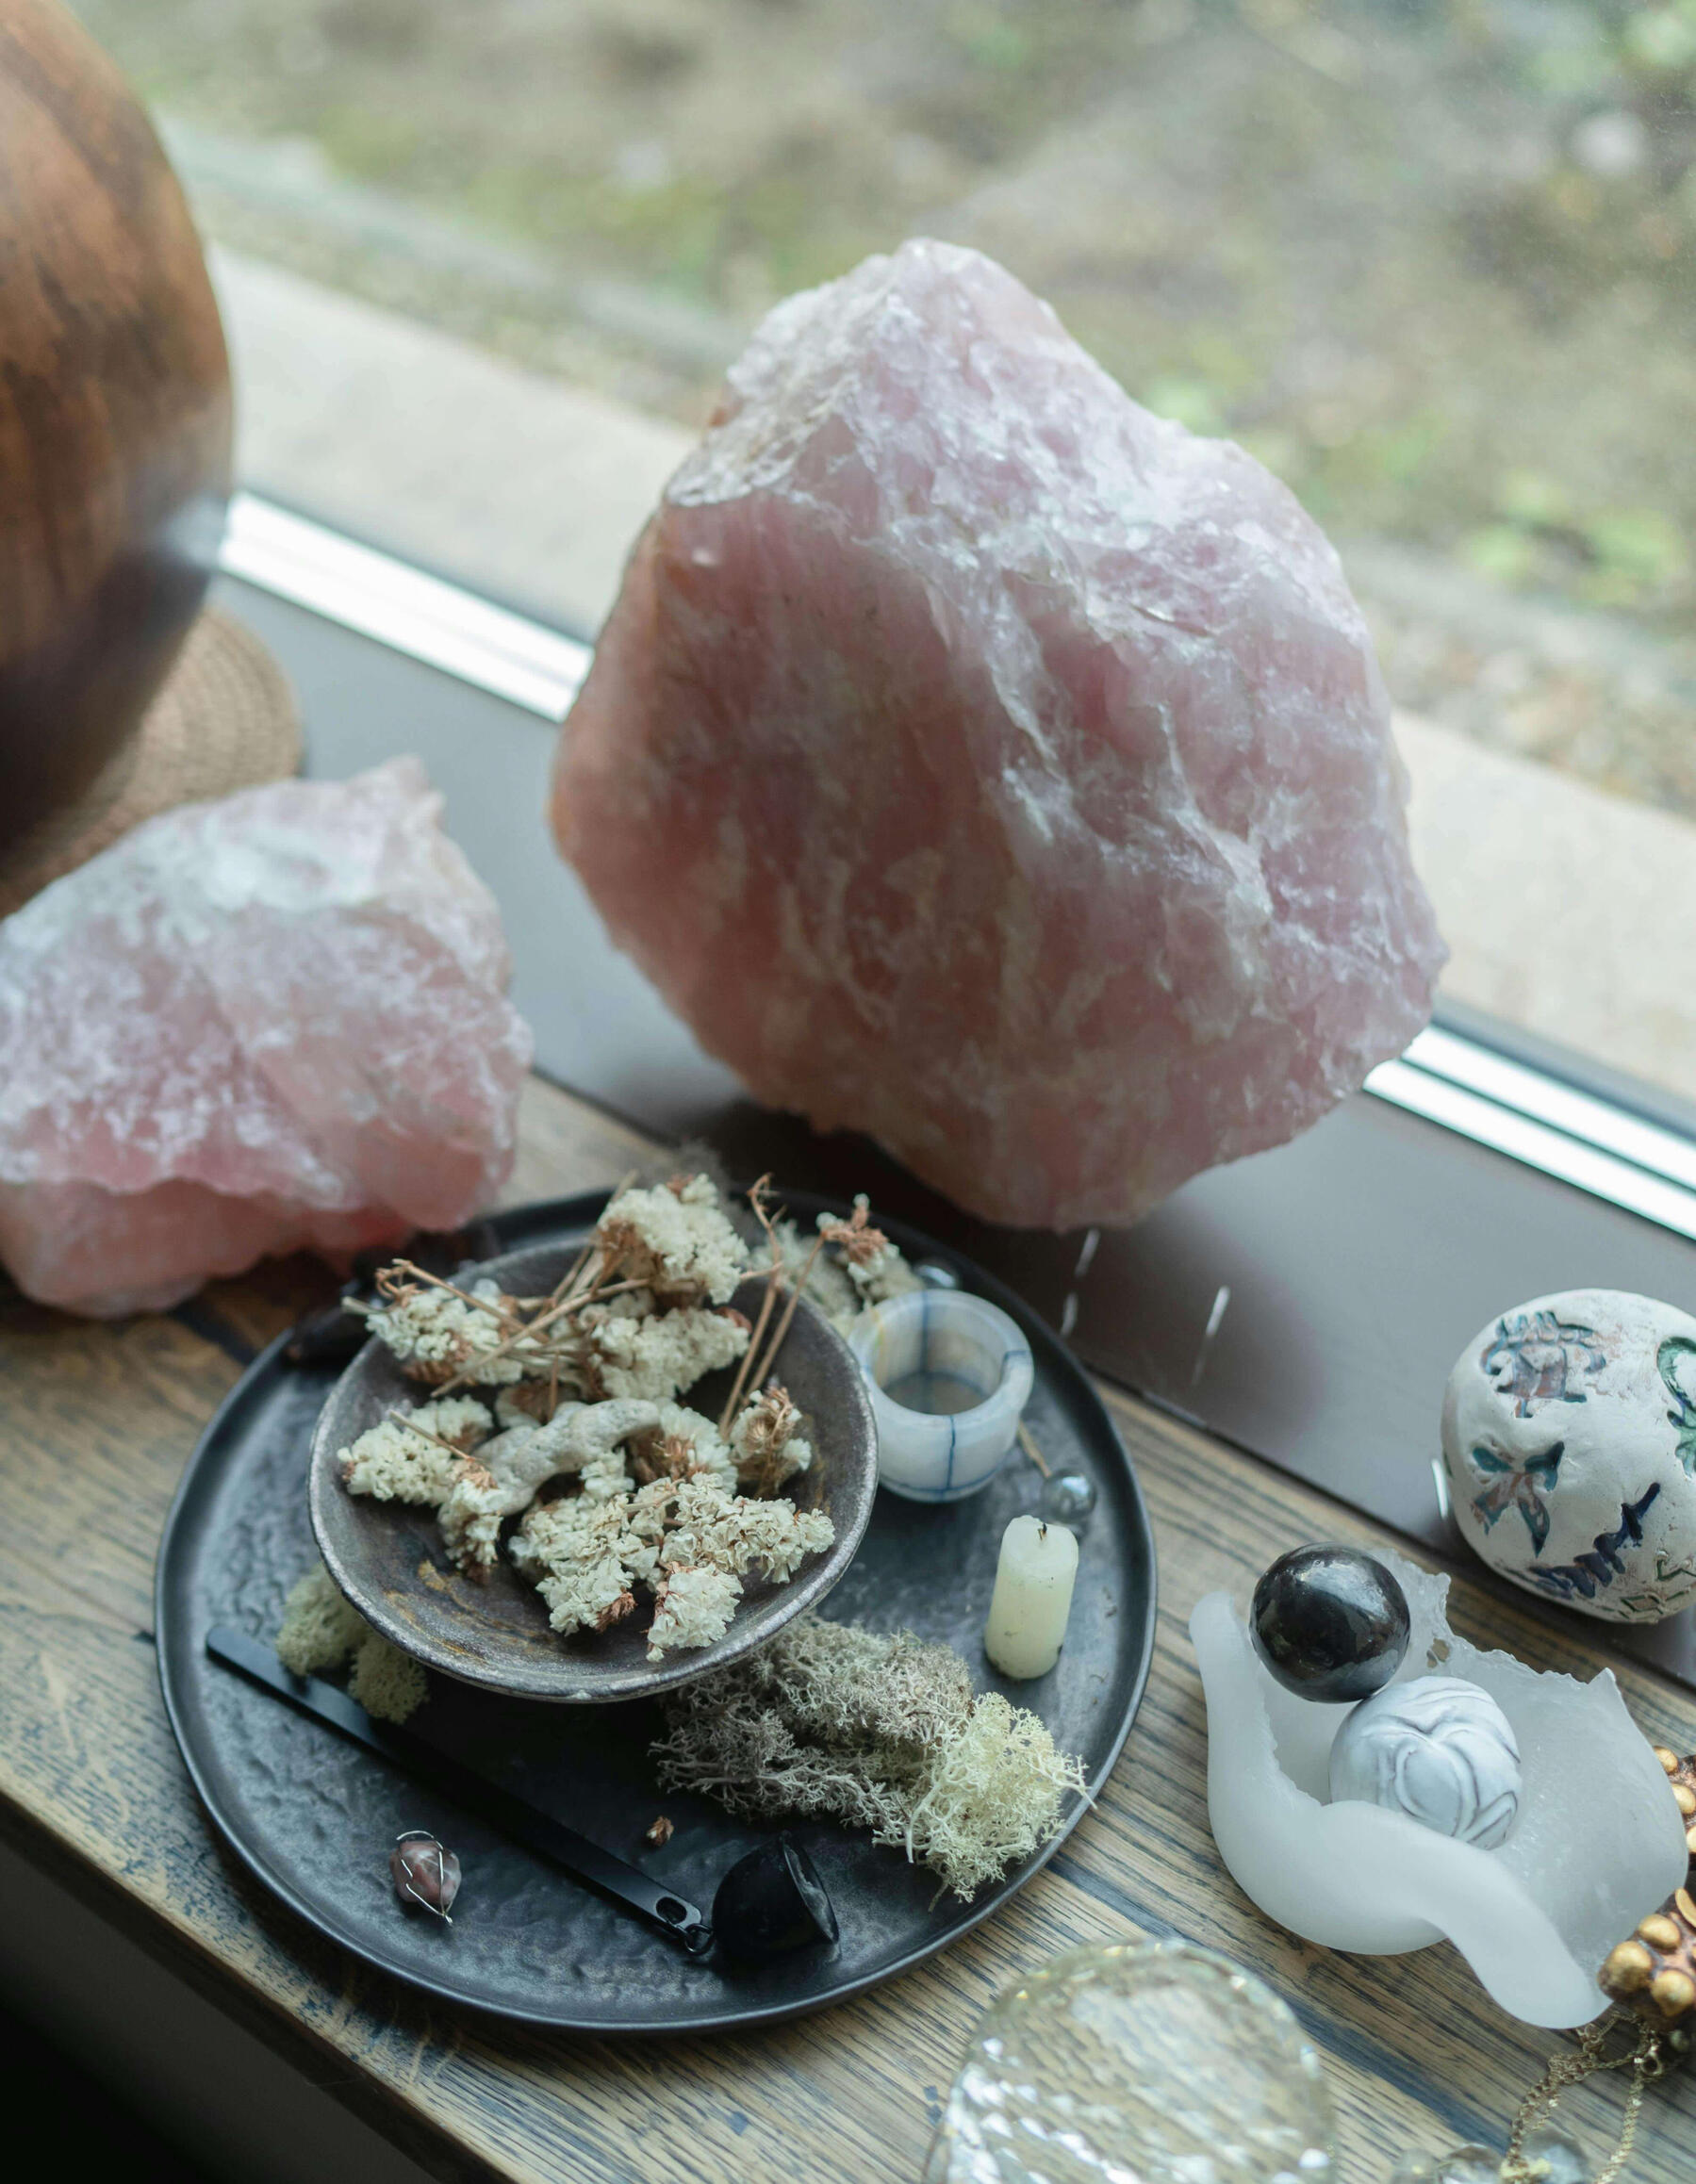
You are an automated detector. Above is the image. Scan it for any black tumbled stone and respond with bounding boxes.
[1250,1545,1410,1702]
[713,1834,839,1965]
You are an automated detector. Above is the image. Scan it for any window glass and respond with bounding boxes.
[72,0,1696,1107]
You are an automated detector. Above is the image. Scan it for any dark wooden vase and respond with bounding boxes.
[0,0,232,859]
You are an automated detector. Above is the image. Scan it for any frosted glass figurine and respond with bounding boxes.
[1190,1548,1688,2026]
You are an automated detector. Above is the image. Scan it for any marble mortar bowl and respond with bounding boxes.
[309,1242,877,1703]
[850,1289,1034,1503]
[1190,1548,1688,2028]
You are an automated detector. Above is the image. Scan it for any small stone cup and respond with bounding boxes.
[851,1289,1034,1503]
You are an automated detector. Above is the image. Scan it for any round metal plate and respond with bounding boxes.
[156,1190,1158,2032]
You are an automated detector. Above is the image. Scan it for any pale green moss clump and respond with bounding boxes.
[651,1617,1085,1898]
[274,1563,427,1725]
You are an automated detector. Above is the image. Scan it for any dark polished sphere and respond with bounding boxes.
[712,1833,839,1965]
[1250,1545,1410,1702]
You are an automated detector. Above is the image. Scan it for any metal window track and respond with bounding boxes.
[221,494,591,718]
[220,490,1696,1247]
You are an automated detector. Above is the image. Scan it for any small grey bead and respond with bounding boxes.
[914,1259,961,1289]
[1040,1471,1097,1525]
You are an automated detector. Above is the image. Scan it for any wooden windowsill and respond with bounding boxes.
[3,1069,1692,2183]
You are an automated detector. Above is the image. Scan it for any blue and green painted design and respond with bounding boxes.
[1657,1335,1696,1480]
[1618,1552,1696,1620]
[1469,1437,1564,1553]
[1522,1484,1663,1607]
[1480,1311,1606,1418]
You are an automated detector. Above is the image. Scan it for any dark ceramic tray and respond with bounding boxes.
[156,1190,1157,2032]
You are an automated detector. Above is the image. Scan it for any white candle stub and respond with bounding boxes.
[984,1515,1079,1680]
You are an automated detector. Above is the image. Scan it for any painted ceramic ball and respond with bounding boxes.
[1250,1544,1411,1701]
[1329,1674,1522,1850]
[1441,1289,1696,1624]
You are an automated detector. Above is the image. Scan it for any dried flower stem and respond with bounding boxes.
[549,1240,600,1305]
[717,1182,847,1430]
[387,1260,523,1331]
[548,1170,638,1303]
[431,1275,650,1398]
[383,1408,475,1458]
[719,1277,781,1433]
[1017,1422,1051,1478]
[716,1176,787,1433]
[746,1228,830,1400]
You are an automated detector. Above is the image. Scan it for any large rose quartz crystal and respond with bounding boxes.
[553,241,1444,1230]
[0,759,532,1315]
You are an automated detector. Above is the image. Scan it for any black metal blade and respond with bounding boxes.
[206,1626,713,1954]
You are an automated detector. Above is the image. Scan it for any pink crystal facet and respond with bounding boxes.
[0,759,533,1315]
[552,240,1444,1229]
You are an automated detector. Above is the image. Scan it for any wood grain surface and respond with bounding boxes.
[0,0,230,846]
[1,1073,1691,2184]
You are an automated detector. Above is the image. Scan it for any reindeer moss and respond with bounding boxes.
[651,1617,1085,1898]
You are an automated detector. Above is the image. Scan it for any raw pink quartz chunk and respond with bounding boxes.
[0,759,532,1314]
[552,240,1444,1230]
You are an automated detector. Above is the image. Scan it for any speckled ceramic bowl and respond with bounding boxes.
[309,1241,877,1703]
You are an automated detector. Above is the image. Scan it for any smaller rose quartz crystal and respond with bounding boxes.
[0,759,532,1316]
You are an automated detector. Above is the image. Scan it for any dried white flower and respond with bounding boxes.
[354,1278,531,1386]
[574,1446,632,1503]
[437,1426,558,1575]
[585,1302,749,1403]
[511,1494,656,1636]
[338,1397,493,1505]
[596,1174,750,1305]
[495,1382,562,1432]
[505,1461,832,1657]
[773,1218,859,1331]
[730,1384,813,1494]
[647,1565,743,1659]
[771,1198,920,1335]
[628,1402,738,1491]
[627,1474,683,1537]
[820,1195,921,1310]
[660,1478,834,1585]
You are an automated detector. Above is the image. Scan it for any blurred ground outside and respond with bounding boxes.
[77,0,1696,839]
[72,0,1696,1091]
[220,244,1696,1108]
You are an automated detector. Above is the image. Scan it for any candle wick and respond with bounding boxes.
[1037,1521,1047,1539]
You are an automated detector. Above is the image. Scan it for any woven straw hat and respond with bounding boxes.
[0,606,302,920]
